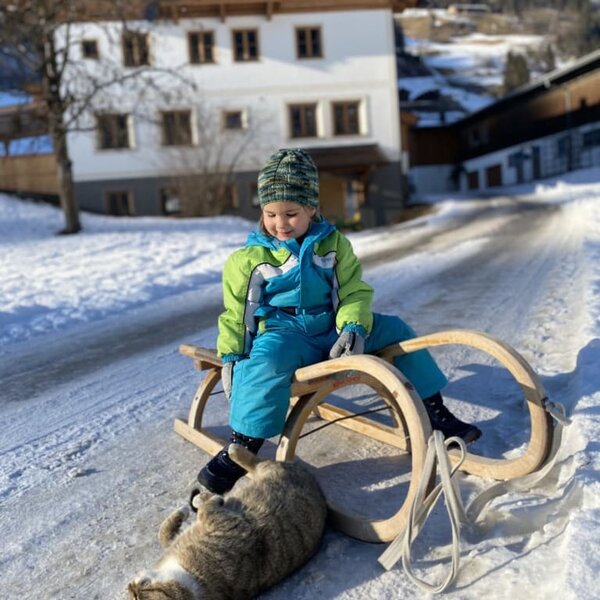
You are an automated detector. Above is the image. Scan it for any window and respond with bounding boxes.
[188,31,215,64]
[225,184,238,209]
[296,27,322,59]
[582,128,600,148]
[289,103,318,138]
[160,188,182,215]
[556,135,569,158]
[161,110,193,146]
[232,29,259,62]
[332,101,360,136]
[97,113,131,149]
[105,191,134,216]
[123,31,149,67]
[467,171,479,190]
[222,110,245,131]
[81,39,99,60]
[250,182,260,207]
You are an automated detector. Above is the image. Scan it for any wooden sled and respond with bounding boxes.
[174,329,554,543]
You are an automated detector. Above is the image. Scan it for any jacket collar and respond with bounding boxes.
[245,218,335,253]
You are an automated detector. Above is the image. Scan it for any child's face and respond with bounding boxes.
[262,201,316,241]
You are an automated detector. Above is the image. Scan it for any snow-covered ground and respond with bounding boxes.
[1,169,599,599]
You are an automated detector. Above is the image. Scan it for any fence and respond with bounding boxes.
[0,153,58,196]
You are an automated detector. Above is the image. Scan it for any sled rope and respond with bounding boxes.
[379,431,468,592]
[298,403,389,439]
[378,399,570,593]
[465,399,569,527]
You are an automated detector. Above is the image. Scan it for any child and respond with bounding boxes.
[195,148,481,496]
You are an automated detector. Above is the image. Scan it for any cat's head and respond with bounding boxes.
[128,575,197,599]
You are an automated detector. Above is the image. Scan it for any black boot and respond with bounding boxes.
[422,392,482,444]
[193,431,264,500]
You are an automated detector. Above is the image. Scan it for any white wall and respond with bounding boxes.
[64,10,400,183]
[410,164,454,194]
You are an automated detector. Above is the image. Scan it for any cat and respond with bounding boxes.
[128,443,328,600]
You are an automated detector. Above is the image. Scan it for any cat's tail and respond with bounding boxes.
[228,443,262,473]
[158,504,189,547]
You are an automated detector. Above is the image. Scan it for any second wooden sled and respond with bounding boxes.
[174,329,554,544]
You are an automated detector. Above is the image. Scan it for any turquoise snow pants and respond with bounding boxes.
[229,313,447,439]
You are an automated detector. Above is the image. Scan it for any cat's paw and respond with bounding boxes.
[190,487,219,510]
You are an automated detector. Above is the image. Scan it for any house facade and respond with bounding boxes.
[61,0,416,227]
[408,49,600,195]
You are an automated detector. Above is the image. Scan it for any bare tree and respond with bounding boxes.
[161,99,275,217]
[0,1,192,234]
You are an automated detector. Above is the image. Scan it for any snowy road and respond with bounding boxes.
[1,178,599,600]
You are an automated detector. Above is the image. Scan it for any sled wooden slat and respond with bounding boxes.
[174,329,555,543]
[376,329,554,480]
[277,355,430,542]
[176,345,408,453]
[174,418,224,456]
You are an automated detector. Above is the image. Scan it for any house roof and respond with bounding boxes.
[11,0,419,22]
[155,1,419,20]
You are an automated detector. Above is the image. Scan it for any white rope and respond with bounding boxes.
[378,399,569,594]
[379,431,468,593]
[465,399,568,528]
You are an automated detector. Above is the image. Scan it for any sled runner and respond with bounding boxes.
[174,329,554,543]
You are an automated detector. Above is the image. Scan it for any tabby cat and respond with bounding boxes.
[128,443,327,600]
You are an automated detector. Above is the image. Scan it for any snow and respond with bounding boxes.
[2,168,600,599]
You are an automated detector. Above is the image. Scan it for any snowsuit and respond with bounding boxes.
[217,218,447,439]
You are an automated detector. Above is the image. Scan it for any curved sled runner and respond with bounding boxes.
[174,329,554,543]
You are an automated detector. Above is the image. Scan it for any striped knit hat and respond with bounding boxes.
[257,148,319,209]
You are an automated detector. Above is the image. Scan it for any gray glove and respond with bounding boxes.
[329,330,365,359]
[221,362,234,401]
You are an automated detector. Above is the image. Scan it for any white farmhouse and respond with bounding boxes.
[65,1,414,227]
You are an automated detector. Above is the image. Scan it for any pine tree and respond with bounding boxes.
[503,51,530,94]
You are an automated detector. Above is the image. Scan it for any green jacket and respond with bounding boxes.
[217,219,373,358]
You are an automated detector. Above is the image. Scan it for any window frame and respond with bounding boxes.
[231,29,259,62]
[96,113,132,150]
[122,31,150,67]
[188,30,215,64]
[332,100,361,136]
[288,103,318,139]
[295,26,322,59]
[160,109,194,147]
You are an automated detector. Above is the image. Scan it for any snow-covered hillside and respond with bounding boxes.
[1,169,599,599]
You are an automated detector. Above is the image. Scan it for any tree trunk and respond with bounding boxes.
[54,130,80,234]
[42,29,81,234]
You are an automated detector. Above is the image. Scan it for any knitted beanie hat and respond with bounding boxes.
[257,148,319,209]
